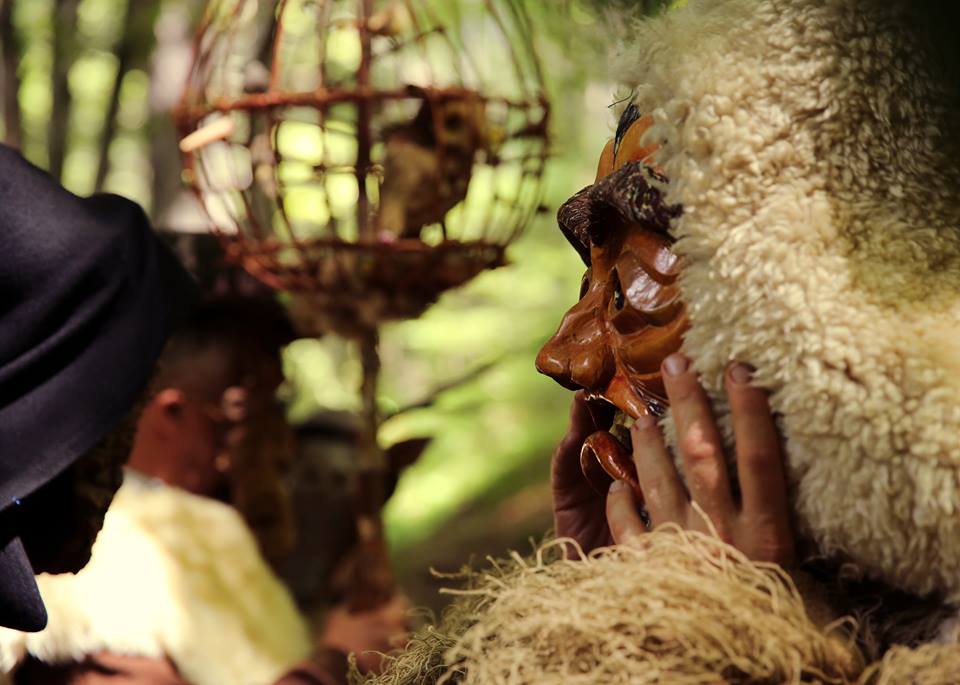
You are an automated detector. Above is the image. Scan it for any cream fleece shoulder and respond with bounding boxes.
[0,473,311,685]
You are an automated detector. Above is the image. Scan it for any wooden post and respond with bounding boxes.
[0,0,22,148]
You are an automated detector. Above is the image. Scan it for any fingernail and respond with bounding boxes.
[663,354,689,377]
[729,363,754,385]
[609,479,628,494]
[633,414,656,431]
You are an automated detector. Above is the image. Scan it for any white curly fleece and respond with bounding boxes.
[613,0,960,600]
[0,473,311,685]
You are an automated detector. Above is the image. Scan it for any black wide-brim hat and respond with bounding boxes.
[0,145,197,631]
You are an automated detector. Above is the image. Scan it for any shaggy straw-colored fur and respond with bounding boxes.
[362,534,862,685]
[360,537,960,685]
[603,0,960,604]
[346,593,483,685]
[857,644,960,685]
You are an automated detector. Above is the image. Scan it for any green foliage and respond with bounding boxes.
[283,17,617,548]
[1,0,641,556]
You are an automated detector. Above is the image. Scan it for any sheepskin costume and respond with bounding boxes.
[0,473,311,685]
[605,0,960,603]
[358,2,960,683]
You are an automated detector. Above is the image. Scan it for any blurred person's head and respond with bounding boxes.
[127,296,297,568]
[0,145,196,631]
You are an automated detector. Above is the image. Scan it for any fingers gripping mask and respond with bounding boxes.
[540,0,960,605]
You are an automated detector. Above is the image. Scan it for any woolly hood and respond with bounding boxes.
[0,473,311,685]
[610,0,960,600]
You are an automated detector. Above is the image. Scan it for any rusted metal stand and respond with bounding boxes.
[175,0,551,617]
[346,1,395,611]
[349,328,396,610]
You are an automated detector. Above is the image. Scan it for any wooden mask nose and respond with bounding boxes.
[536,294,615,393]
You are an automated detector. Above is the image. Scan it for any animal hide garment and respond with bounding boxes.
[608,0,960,602]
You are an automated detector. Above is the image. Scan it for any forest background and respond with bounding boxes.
[0,0,668,607]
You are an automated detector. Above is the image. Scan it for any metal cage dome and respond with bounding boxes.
[175,0,550,337]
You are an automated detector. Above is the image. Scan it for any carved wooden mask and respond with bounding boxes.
[536,109,687,419]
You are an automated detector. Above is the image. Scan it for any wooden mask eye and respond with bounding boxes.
[611,271,626,311]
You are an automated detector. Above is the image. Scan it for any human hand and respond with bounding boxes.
[319,594,410,674]
[605,354,794,566]
[552,391,616,554]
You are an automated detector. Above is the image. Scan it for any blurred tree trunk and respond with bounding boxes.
[149,0,197,223]
[148,0,270,224]
[93,0,135,192]
[49,0,79,180]
[0,0,21,148]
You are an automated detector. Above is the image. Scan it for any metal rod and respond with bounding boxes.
[358,329,383,474]
[355,0,374,240]
[349,328,395,611]
[175,87,537,126]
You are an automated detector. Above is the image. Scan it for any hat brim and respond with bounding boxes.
[0,532,45,631]
[0,147,198,631]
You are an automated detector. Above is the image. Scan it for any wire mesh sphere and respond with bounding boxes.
[175,0,551,337]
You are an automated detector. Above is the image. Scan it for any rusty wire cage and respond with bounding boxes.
[174,0,550,337]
